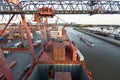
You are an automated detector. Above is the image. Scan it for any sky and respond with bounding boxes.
[0,0,120,25]
[54,14,120,25]
[1,14,120,25]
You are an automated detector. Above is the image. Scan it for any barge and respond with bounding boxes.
[80,36,94,47]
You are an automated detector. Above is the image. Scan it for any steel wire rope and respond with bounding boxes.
[29,1,37,11]
[2,0,13,21]
[13,15,21,22]
[55,16,68,23]
[9,14,17,21]
[24,1,38,21]
[5,0,20,10]
[25,14,34,22]
[37,2,42,9]
[0,15,4,21]
[35,1,42,9]
[33,3,38,11]
[22,3,31,11]
[3,14,11,21]
[16,15,21,22]
[22,1,36,11]
[34,1,39,8]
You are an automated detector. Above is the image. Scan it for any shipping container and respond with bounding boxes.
[54,72,72,80]
[28,64,89,80]
[53,43,65,61]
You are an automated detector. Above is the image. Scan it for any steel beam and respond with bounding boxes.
[21,14,36,63]
[0,0,120,14]
[0,14,15,36]
[19,22,25,43]
[1,48,29,52]
[0,48,15,80]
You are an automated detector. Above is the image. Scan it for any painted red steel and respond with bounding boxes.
[21,14,36,63]
[70,42,77,61]
[0,48,15,80]
[39,7,55,17]
[7,0,19,4]
[0,14,15,36]
[0,4,94,79]
[0,40,8,44]
[54,72,72,80]
[24,26,94,80]
[0,3,56,80]
[1,48,29,52]
[19,22,24,43]
[81,61,94,80]
[43,18,48,46]
[34,7,55,46]
[39,41,80,64]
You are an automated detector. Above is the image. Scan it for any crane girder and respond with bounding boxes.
[0,0,120,14]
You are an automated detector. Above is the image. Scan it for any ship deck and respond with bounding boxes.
[39,40,82,64]
[2,33,43,80]
[28,64,89,80]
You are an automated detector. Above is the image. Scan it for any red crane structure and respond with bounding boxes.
[0,0,94,80]
[0,0,55,80]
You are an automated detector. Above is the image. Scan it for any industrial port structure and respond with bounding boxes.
[0,0,120,14]
[0,0,120,80]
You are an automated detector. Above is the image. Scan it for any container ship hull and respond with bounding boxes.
[24,27,93,80]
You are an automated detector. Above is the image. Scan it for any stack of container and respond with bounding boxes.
[62,28,66,35]
[7,35,14,40]
[54,72,72,80]
[70,43,77,61]
[46,41,53,51]
[53,43,65,62]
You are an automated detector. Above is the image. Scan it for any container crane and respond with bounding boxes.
[0,1,55,80]
[0,0,93,80]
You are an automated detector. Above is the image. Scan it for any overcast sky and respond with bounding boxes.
[0,0,120,25]
[0,14,120,25]
[53,14,120,25]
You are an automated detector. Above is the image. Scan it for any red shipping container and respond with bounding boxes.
[54,72,72,80]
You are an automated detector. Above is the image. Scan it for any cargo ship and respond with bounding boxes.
[23,25,93,80]
[0,6,93,80]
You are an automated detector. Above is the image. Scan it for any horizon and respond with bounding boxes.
[0,14,120,25]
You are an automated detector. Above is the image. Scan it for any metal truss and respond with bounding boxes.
[0,0,120,14]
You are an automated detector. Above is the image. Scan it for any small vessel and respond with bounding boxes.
[80,36,94,47]
[85,40,94,47]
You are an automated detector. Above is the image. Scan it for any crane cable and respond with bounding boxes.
[0,15,4,21]
[55,16,68,24]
